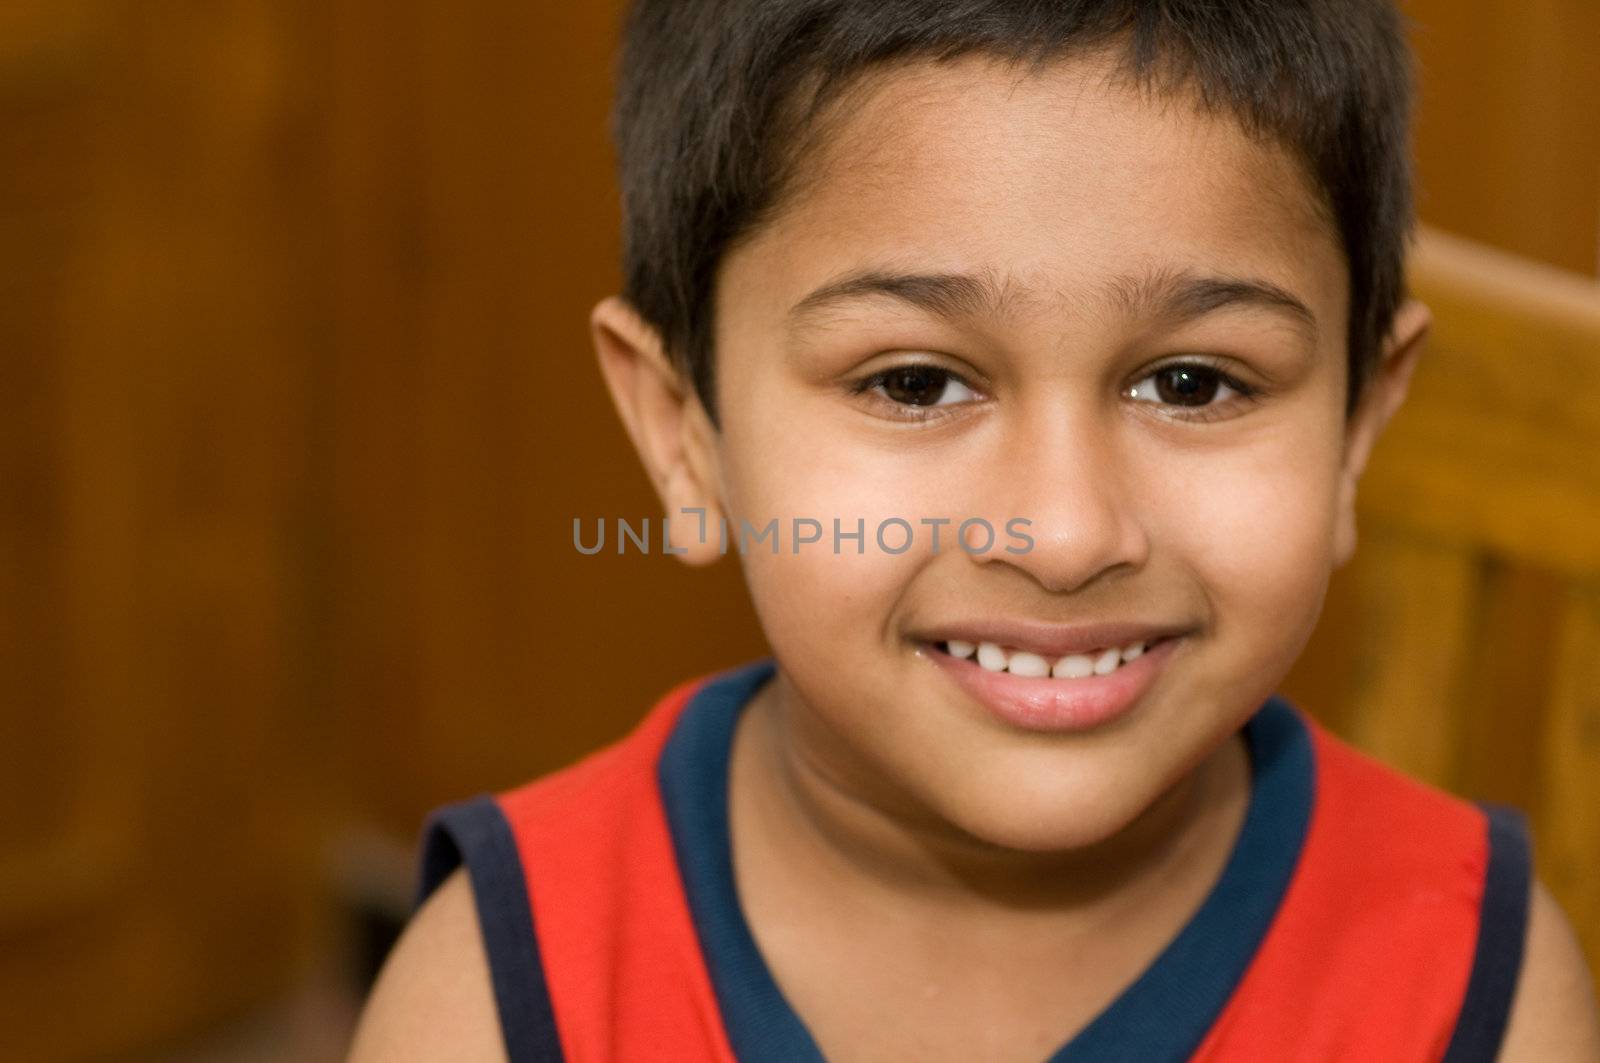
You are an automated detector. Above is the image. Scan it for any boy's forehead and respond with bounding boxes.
[721,51,1344,340]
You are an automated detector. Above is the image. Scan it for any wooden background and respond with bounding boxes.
[2,1,1597,1058]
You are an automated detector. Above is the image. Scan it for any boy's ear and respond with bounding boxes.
[590,295,725,566]
[1332,296,1432,568]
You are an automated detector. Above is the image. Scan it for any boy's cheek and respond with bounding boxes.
[1168,462,1341,655]
[722,437,970,562]
[736,522,927,649]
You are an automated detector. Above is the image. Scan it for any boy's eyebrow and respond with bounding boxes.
[785,264,1320,344]
[1106,265,1320,344]
[787,269,1011,326]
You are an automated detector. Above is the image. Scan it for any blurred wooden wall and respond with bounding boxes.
[1,2,330,1059]
[320,0,767,845]
[1,0,1596,1058]
[1403,0,1600,275]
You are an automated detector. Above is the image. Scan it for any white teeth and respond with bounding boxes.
[944,637,1157,679]
[976,642,1008,672]
[1007,651,1050,678]
[1051,653,1095,679]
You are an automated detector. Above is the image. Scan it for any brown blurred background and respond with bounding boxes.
[3,1,1597,1059]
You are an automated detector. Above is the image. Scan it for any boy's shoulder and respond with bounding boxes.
[1176,699,1534,1058]
[1264,703,1600,1060]
[348,866,506,1062]
[1284,703,1517,923]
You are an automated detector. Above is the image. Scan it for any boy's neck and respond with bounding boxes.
[730,672,1252,930]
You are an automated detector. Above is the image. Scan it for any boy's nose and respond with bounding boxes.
[970,411,1151,594]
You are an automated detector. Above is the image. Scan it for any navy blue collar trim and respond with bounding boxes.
[657,658,1315,1063]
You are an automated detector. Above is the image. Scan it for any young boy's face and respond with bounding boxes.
[597,50,1427,851]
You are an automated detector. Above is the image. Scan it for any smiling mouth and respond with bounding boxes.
[927,637,1173,680]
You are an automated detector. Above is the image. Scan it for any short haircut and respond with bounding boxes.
[609,0,1417,425]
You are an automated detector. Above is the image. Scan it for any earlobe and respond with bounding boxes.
[590,295,727,566]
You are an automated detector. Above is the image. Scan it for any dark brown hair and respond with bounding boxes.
[610,0,1417,424]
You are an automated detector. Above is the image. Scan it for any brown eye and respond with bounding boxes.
[1126,360,1256,414]
[861,363,977,409]
[1154,364,1219,405]
[882,365,950,405]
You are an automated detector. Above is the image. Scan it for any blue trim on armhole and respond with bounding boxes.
[1441,801,1532,1063]
[657,659,1317,1063]
[416,795,566,1063]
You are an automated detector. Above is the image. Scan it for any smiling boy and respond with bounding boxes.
[351,2,1600,1060]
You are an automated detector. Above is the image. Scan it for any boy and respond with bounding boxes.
[352,1,1600,1059]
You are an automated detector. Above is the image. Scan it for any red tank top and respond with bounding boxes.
[415,658,1529,1062]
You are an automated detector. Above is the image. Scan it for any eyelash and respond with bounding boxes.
[849,358,1263,424]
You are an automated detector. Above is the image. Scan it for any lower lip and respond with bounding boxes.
[925,637,1182,733]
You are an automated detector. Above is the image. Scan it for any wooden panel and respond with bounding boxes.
[1449,560,1563,809]
[1541,581,1600,966]
[1405,0,1600,274]
[322,0,769,838]
[0,2,329,1059]
[1360,229,1600,576]
[0,19,131,932]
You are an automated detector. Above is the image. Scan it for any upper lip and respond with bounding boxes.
[915,618,1192,659]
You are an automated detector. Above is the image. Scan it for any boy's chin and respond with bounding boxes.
[916,759,1182,857]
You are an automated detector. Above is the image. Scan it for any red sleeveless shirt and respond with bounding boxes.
[416,659,1528,1062]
